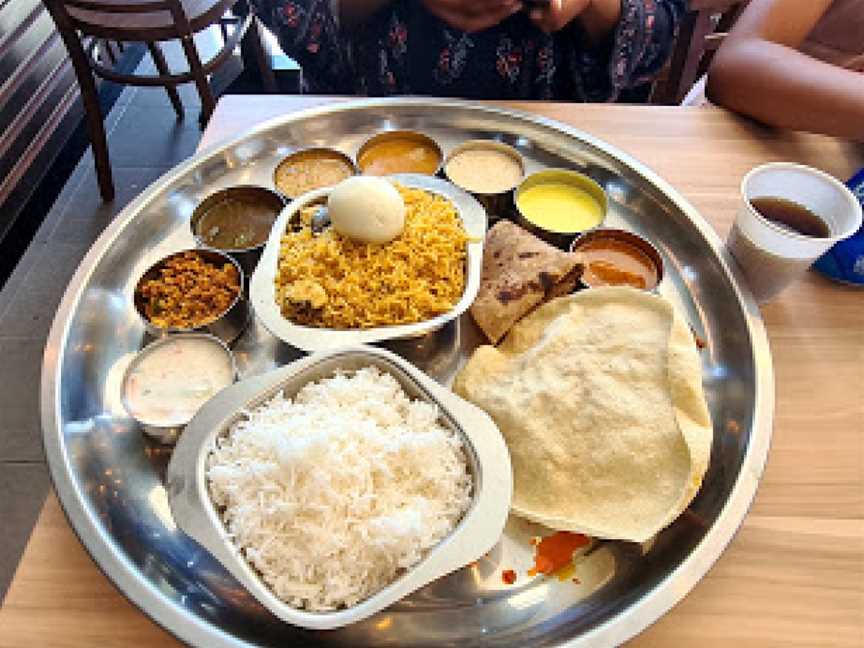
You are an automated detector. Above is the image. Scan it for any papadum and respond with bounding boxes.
[453,286,712,543]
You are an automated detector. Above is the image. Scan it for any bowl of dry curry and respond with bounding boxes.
[134,249,249,344]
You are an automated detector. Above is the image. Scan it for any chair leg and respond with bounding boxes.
[147,41,184,120]
[653,11,697,104]
[674,11,716,104]
[58,28,114,200]
[244,15,277,93]
[101,39,117,65]
[179,34,216,127]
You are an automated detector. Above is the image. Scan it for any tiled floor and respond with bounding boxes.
[0,32,228,601]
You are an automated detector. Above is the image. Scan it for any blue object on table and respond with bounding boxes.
[813,168,864,286]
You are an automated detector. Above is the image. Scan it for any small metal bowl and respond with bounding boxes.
[443,140,525,221]
[570,228,665,291]
[121,333,237,444]
[273,147,357,200]
[133,248,249,345]
[190,186,286,276]
[515,168,608,249]
[356,130,444,176]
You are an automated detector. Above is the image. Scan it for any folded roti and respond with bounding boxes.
[454,286,712,543]
[470,220,582,344]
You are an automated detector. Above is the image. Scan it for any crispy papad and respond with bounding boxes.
[470,220,582,344]
[454,286,712,543]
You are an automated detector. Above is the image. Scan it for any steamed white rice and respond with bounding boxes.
[206,366,472,611]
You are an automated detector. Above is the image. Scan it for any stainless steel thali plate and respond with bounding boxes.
[41,98,774,647]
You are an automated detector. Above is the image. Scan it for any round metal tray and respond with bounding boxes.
[41,98,774,647]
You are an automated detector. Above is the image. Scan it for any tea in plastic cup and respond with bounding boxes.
[727,163,863,303]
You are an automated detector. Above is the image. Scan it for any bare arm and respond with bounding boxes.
[706,0,864,142]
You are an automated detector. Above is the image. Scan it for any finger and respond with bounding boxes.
[498,0,525,21]
[531,0,567,33]
[460,0,518,17]
[529,8,552,33]
[469,0,523,25]
[462,2,523,31]
[505,0,524,16]
[548,0,563,31]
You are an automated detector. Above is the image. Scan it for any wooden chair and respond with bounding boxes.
[653,0,749,105]
[43,0,275,201]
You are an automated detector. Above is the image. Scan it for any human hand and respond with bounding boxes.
[528,0,591,34]
[422,0,524,33]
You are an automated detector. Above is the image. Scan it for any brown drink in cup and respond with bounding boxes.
[727,163,862,303]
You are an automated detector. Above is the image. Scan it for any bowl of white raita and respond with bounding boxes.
[165,345,512,630]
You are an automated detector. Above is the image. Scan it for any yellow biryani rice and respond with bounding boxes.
[275,185,468,328]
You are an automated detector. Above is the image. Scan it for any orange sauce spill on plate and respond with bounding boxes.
[527,531,590,577]
[554,562,576,582]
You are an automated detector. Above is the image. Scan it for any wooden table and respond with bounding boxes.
[2,97,862,647]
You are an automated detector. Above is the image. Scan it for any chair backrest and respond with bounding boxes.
[695,1,748,74]
[55,0,175,11]
[42,0,197,40]
[652,0,749,104]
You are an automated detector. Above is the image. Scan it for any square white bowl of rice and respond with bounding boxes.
[249,174,487,351]
[165,346,512,630]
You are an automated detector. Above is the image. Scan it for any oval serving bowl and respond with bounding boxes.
[165,345,513,630]
[250,174,487,351]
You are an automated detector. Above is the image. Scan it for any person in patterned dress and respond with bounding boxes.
[253,0,685,101]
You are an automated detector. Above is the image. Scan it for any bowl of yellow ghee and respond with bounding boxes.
[515,169,607,248]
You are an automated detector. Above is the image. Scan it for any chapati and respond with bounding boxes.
[470,220,582,343]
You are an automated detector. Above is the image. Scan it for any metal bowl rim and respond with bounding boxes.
[119,332,238,429]
[190,185,287,254]
[515,167,610,235]
[132,247,246,336]
[569,227,666,290]
[272,146,358,199]
[442,138,526,196]
[356,129,445,176]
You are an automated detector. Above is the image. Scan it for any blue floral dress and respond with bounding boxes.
[253,0,684,101]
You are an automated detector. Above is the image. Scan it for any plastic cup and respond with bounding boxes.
[727,162,863,303]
